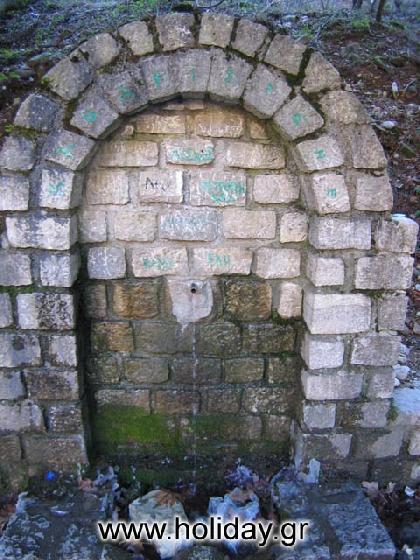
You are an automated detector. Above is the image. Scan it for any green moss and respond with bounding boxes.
[0,285,35,295]
[387,401,399,422]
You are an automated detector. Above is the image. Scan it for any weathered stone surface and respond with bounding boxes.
[320,90,370,125]
[192,247,252,275]
[306,254,344,287]
[190,170,246,206]
[0,294,13,328]
[40,252,80,287]
[244,64,291,118]
[87,353,120,384]
[136,113,186,134]
[47,335,77,367]
[45,130,95,170]
[0,402,43,432]
[351,334,400,366]
[156,13,195,51]
[408,432,420,455]
[0,370,25,400]
[356,429,404,459]
[226,141,285,169]
[303,403,336,429]
[242,387,293,414]
[44,56,93,100]
[174,49,212,95]
[78,209,106,243]
[277,282,302,318]
[118,20,154,56]
[302,369,363,400]
[0,434,21,462]
[295,135,344,172]
[224,357,264,383]
[112,281,159,319]
[7,215,76,250]
[243,323,295,353]
[47,403,83,433]
[14,93,59,131]
[171,356,221,385]
[22,434,87,465]
[70,89,119,139]
[86,169,128,205]
[205,387,240,413]
[0,135,35,171]
[309,216,371,250]
[304,173,350,215]
[253,173,299,204]
[165,139,214,166]
[25,369,79,400]
[134,321,193,354]
[167,278,213,323]
[378,293,407,331]
[133,169,183,204]
[88,247,126,279]
[302,52,341,93]
[354,174,393,211]
[366,369,394,399]
[197,323,241,357]
[355,255,414,290]
[199,13,234,47]
[274,95,324,140]
[265,35,306,75]
[344,401,390,428]
[92,321,133,353]
[225,279,272,321]
[249,118,269,140]
[304,292,371,335]
[17,293,75,330]
[124,357,168,384]
[279,211,308,243]
[78,33,120,68]
[83,285,107,319]
[194,107,245,138]
[99,70,148,114]
[256,248,301,279]
[154,389,198,414]
[141,55,177,101]
[232,19,268,57]
[0,174,29,211]
[109,210,156,242]
[132,247,188,277]
[0,333,41,368]
[301,334,344,370]
[223,209,276,239]
[40,168,82,209]
[344,125,387,169]
[160,209,217,241]
[267,355,299,384]
[208,51,253,101]
[0,251,32,285]
[96,140,158,167]
[375,216,418,254]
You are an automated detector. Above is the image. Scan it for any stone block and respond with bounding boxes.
[0,294,12,328]
[252,173,299,204]
[355,429,404,459]
[295,432,352,464]
[124,357,168,384]
[301,333,344,370]
[47,404,83,433]
[197,322,241,357]
[25,369,79,400]
[165,139,215,166]
[225,279,272,321]
[309,216,371,250]
[295,135,344,172]
[171,356,221,385]
[242,387,293,414]
[274,95,324,140]
[166,277,214,323]
[189,170,246,206]
[0,251,31,285]
[303,403,336,429]
[302,52,341,93]
[77,33,120,68]
[156,13,195,51]
[354,174,393,211]
[302,370,363,400]
[135,113,186,134]
[7,215,76,250]
[192,247,252,275]
[39,252,80,287]
[87,354,119,384]
[0,434,21,462]
[304,292,371,335]
[0,333,41,368]
[22,435,87,466]
[0,135,35,171]
[91,321,133,353]
[224,357,264,383]
[193,107,245,138]
[366,369,394,399]
[408,432,420,456]
[378,293,407,331]
[255,248,301,279]
[96,140,158,167]
[154,389,199,415]
[99,70,148,114]
[133,169,183,204]
[160,209,217,241]
[303,173,350,215]
[277,282,302,319]
[0,401,43,432]
[279,211,308,242]
[83,285,107,319]
[118,21,154,56]
[134,321,193,354]
[199,13,234,47]
[112,281,159,320]
[17,293,75,330]
[70,89,119,139]
[344,401,390,428]
[267,355,299,384]
[174,50,212,95]
[232,19,268,57]
[265,35,306,75]
[0,174,29,210]
[47,335,77,367]
[14,93,59,131]
[244,64,291,118]
[97,388,150,409]
[306,254,345,287]
[78,209,106,243]
[223,209,276,239]
[242,323,295,353]
[344,125,387,169]
[132,247,188,277]
[108,210,156,242]
[0,370,25,399]
[225,141,285,169]
[40,168,82,210]
[320,90,369,125]
[208,51,253,102]
[140,55,177,101]
[44,56,93,100]
[248,118,269,140]
[351,334,400,366]
[205,387,241,414]
[88,247,126,279]
[45,130,95,171]
[375,216,418,254]
[355,255,414,290]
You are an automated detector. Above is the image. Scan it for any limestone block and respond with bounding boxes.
[48,404,83,433]
[302,370,363,400]
[274,95,324,140]
[304,292,371,335]
[354,174,393,211]
[190,170,246,206]
[22,434,87,466]
[0,135,35,171]
[295,135,344,172]
[135,113,186,134]
[199,13,234,47]
[320,91,370,125]
[309,216,371,250]
[303,172,350,214]
[366,369,394,399]
[301,333,344,369]
[133,169,183,204]
[39,168,82,209]
[265,35,306,75]
[0,174,29,211]
[7,215,76,250]
[0,293,12,327]
[44,56,93,100]
[47,335,77,367]
[232,19,268,57]
[96,140,158,167]
[303,403,336,429]
[78,209,106,243]
[0,371,25,399]
[70,89,119,139]
[109,210,155,242]
[118,21,154,56]
[39,252,80,287]
[277,282,302,318]
[160,209,217,241]
[165,139,215,166]
[45,130,95,170]
[344,401,390,428]
[256,248,301,279]
[99,70,148,114]
[132,247,188,277]
[378,293,408,331]
[375,216,418,254]
[351,334,400,366]
[253,174,299,204]
[225,141,285,169]
[355,255,414,290]
[0,251,32,286]
[306,254,345,287]
[174,50,212,95]
[141,55,177,101]
[223,209,276,239]
[17,293,75,330]
[244,64,291,118]
[0,402,43,432]
[86,170,129,205]
[193,107,245,138]
[14,93,59,131]
[344,125,387,169]
[156,13,195,51]
[192,247,252,275]
[208,51,253,101]
[279,211,308,243]
[92,322,133,353]
[0,333,41,368]
[302,52,341,93]
[87,246,126,279]
[78,33,120,68]
[409,432,420,456]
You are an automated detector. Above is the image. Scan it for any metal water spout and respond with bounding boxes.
[167,278,213,323]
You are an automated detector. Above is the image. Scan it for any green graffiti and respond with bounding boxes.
[82,110,98,124]
[142,256,174,271]
[292,112,303,126]
[118,85,135,102]
[327,188,337,198]
[55,144,76,159]
[153,72,162,88]
[224,67,234,85]
[207,252,231,267]
[315,148,326,160]
[200,179,245,204]
[170,146,214,163]
[48,180,65,196]
[266,82,274,94]
[191,68,197,82]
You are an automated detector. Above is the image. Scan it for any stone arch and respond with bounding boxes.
[0,12,418,486]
